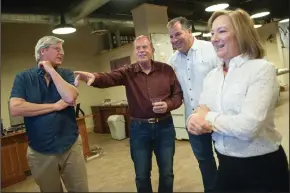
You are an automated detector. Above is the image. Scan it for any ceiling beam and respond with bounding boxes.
[66,0,110,23]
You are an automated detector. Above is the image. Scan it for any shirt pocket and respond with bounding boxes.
[195,61,214,76]
[26,89,42,103]
[225,82,248,112]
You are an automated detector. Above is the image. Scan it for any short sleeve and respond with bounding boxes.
[10,73,26,99]
[63,69,75,86]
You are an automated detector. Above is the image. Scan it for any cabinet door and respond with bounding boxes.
[1,143,26,188]
[101,109,116,134]
[17,141,30,172]
[91,107,103,133]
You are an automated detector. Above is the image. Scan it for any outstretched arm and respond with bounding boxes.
[74,66,129,88]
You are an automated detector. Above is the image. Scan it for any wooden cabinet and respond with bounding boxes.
[1,133,27,188]
[91,105,130,137]
[17,138,30,172]
[1,115,91,188]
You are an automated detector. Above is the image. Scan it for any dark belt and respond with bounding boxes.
[130,114,171,124]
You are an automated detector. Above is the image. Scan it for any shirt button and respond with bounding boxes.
[190,88,192,90]
[188,78,190,80]
[188,69,190,70]
[191,99,193,101]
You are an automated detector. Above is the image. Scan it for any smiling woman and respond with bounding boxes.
[208,9,265,67]
[186,8,289,192]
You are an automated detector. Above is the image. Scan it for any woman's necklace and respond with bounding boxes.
[223,63,228,73]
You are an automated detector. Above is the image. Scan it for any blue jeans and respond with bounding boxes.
[188,132,217,193]
[130,117,175,193]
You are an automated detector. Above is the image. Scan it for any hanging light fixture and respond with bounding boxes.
[205,3,229,12]
[52,14,76,35]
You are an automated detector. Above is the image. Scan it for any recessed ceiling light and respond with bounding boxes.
[279,18,289,23]
[205,3,229,12]
[202,33,212,37]
[254,24,262,28]
[192,32,202,36]
[250,11,270,19]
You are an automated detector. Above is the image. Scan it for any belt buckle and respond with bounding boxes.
[148,118,158,123]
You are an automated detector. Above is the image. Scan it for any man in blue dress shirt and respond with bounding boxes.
[9,36,88,192]
[167,17,221,192]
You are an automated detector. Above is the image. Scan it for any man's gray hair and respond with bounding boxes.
[167,17,192,31]
[35,36,64,62]
[134,35,154,51]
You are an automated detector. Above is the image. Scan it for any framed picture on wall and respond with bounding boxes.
[110,56,131,71]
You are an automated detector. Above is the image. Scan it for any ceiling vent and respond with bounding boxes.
[91,22,109,35]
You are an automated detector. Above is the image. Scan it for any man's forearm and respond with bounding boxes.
[166,95,183,111]
[91,70,125,88]
[10,101,56,117]
[49,70,78,104]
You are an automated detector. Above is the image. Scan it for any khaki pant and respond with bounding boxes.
[27,136,89,192]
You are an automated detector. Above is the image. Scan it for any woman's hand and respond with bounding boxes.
[187,105,212,135]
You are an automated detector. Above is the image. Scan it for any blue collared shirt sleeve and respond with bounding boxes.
[10,73,26,99]
[63,69,75,86]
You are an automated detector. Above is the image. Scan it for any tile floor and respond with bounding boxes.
[2,91,289,192]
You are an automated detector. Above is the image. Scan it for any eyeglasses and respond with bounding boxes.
[49,46,64,53]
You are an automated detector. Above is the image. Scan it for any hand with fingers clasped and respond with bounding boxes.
[74,71,96,86]
[187,105,213,135]
[54,99,76,111]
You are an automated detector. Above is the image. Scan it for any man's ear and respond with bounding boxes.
[40,48,46,55]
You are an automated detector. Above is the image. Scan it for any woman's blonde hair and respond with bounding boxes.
[208,8,265,59]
